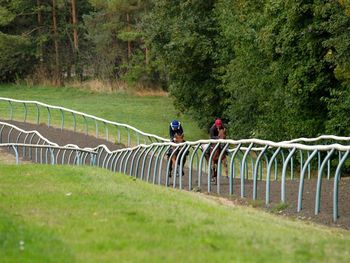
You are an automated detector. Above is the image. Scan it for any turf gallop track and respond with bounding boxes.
[2,119,350,229]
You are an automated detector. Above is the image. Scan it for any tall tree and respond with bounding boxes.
[145,0,226,128]
[0,0,36,81]
[215,0,344,140]
[84,0,154,83]
[36,0,43,65]
[51,0,62,85]
[71,0,78,51]
[322,0,350,135]
[214,0,267,139]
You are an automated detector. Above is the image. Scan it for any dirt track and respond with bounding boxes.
[1,119,350,229]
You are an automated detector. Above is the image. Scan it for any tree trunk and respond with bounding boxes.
[36,0,47,82]
[37,0,43,64]
[71,0,78,51]
[52,0,62,85]
[71,0,82,80]
[126,12,131,61]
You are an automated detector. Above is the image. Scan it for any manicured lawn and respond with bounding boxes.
[0,84,207,141]
[1,164,350,263]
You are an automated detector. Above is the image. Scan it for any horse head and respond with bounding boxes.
[218,128,226,139]
[174,133,184,143]
[168,133,186,178]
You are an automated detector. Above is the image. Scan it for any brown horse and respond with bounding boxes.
[168,133,186,178]
[205,128,228,183]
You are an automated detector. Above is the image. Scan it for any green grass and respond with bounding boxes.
[1,164,350,263]
[0,84,207,141]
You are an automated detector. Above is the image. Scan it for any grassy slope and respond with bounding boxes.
[0,84,207,141]
[1,165,350,263]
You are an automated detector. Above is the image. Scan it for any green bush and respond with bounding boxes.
[0,33,35,82]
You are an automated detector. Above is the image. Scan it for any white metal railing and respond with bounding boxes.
[2,119,350,223]
[0,97,168,146]
[2,96,350,223]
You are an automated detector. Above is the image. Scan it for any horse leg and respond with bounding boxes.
[176,163,184,177]
[171,156,178,177]
[213,166,217,184]
[176,164,182,177]
[222,157,229,177]
[168,158,173,178]
[211,163,217,184]
[181,155,187,176]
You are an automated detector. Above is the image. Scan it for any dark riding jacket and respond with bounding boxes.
[169,125,184,142]
[209,124,226,139]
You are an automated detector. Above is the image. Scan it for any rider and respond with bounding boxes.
[205,118,227,156]
[167,120,187,176]
[169,120,184,142]
[167,119,184,157]
[210,118,225,139]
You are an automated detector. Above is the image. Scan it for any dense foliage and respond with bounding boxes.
[218,0,350,140]
[147,0,350,140]
[145,0,227,128]
[1,0,350,140]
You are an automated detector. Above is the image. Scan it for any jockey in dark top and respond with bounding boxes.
[169,120,184,142]
[210,118,225,139]
[167,120,187,176]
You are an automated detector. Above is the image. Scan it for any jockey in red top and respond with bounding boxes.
[210,118,225,139]
[204,118,227,156]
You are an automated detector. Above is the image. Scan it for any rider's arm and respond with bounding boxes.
[169,125,174,142]
[179,126,184,136]
[210,126,218,139]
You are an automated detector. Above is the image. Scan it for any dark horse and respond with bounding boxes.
[168,133,186,178]
[205,128,228,183]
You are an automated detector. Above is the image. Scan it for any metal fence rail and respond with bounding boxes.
[282,135,350,145]
[0,97,168,146]
[1,101,350,223]
[2,143,96,166]
[101,139,350,222]
[0,121,98,165]
[2,119,350,222]
[0,120,88,152]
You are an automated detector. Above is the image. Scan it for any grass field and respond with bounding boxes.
[1,164,350,263]
[0,84,207,141]
[1,84,350,262]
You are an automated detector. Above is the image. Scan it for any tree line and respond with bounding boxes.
[1,0,350,140]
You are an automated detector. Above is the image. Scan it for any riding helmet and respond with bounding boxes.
[215,118,222,127]
[171,120,180,130]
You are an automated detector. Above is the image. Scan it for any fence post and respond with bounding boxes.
[297,149,318,212]
[315,149,335,215]
[333,150,350,222]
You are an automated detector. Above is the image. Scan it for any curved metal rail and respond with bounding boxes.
[0,97,168,146]
[1,119,350,223]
